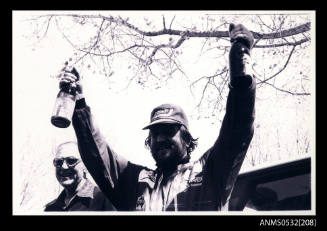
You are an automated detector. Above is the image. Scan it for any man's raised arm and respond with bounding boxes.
[201,24,256,210]
[58,70,142,210]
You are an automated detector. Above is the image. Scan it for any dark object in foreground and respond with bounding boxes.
[229,156,311,211]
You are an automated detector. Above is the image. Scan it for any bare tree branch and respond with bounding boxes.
[147,34,187,65]
[261,80,311,96]
[257,45,297,84]
[254,38,310,48]
[190,67,228,108]
[169,15,176,29]
[32,14,311,40]
[41,16,53,40]
[162,15,166,30]
[30,13,312,98]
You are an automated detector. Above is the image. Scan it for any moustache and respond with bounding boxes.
[152,141,175,152]
[57,169,75,177]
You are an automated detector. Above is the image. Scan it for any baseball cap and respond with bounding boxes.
[142,103,189,130]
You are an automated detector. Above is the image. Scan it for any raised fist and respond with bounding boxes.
[229,23,254,50]
[229,24,254,87]
[59,63,83,95]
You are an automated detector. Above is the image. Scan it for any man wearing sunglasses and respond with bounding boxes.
[59,23,256,211]
[44,141,116,211]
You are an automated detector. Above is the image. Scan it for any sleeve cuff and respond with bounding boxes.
[75,97,86,109]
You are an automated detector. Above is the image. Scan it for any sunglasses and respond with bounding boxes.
[53,157,81,168]
[150,124,181,137]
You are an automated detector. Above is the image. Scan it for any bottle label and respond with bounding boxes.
[51,91,76,128]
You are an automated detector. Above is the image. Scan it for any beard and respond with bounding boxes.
[151,140,188,170]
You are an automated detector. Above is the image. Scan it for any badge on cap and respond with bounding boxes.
[152,108,174,121]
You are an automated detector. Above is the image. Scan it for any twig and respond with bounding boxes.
[257,45,297,84]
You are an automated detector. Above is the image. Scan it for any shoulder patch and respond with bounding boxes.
[138,169,156,188]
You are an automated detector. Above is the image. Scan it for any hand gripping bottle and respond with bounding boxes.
[51,65,80,128]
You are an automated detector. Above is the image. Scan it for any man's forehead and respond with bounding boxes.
[55,142,80,158]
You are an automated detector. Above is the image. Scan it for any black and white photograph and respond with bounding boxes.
[12,10,315,215]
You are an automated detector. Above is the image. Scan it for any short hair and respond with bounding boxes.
[144,125,198,156]
[54,141,88,179]
[55,141,78,155]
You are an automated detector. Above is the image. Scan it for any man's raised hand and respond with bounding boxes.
[229,23,254,50]
[59,63,83,95]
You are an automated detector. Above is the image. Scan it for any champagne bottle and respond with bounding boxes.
[51,64,79,128]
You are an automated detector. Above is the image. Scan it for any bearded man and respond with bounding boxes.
[58,23,256,211]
